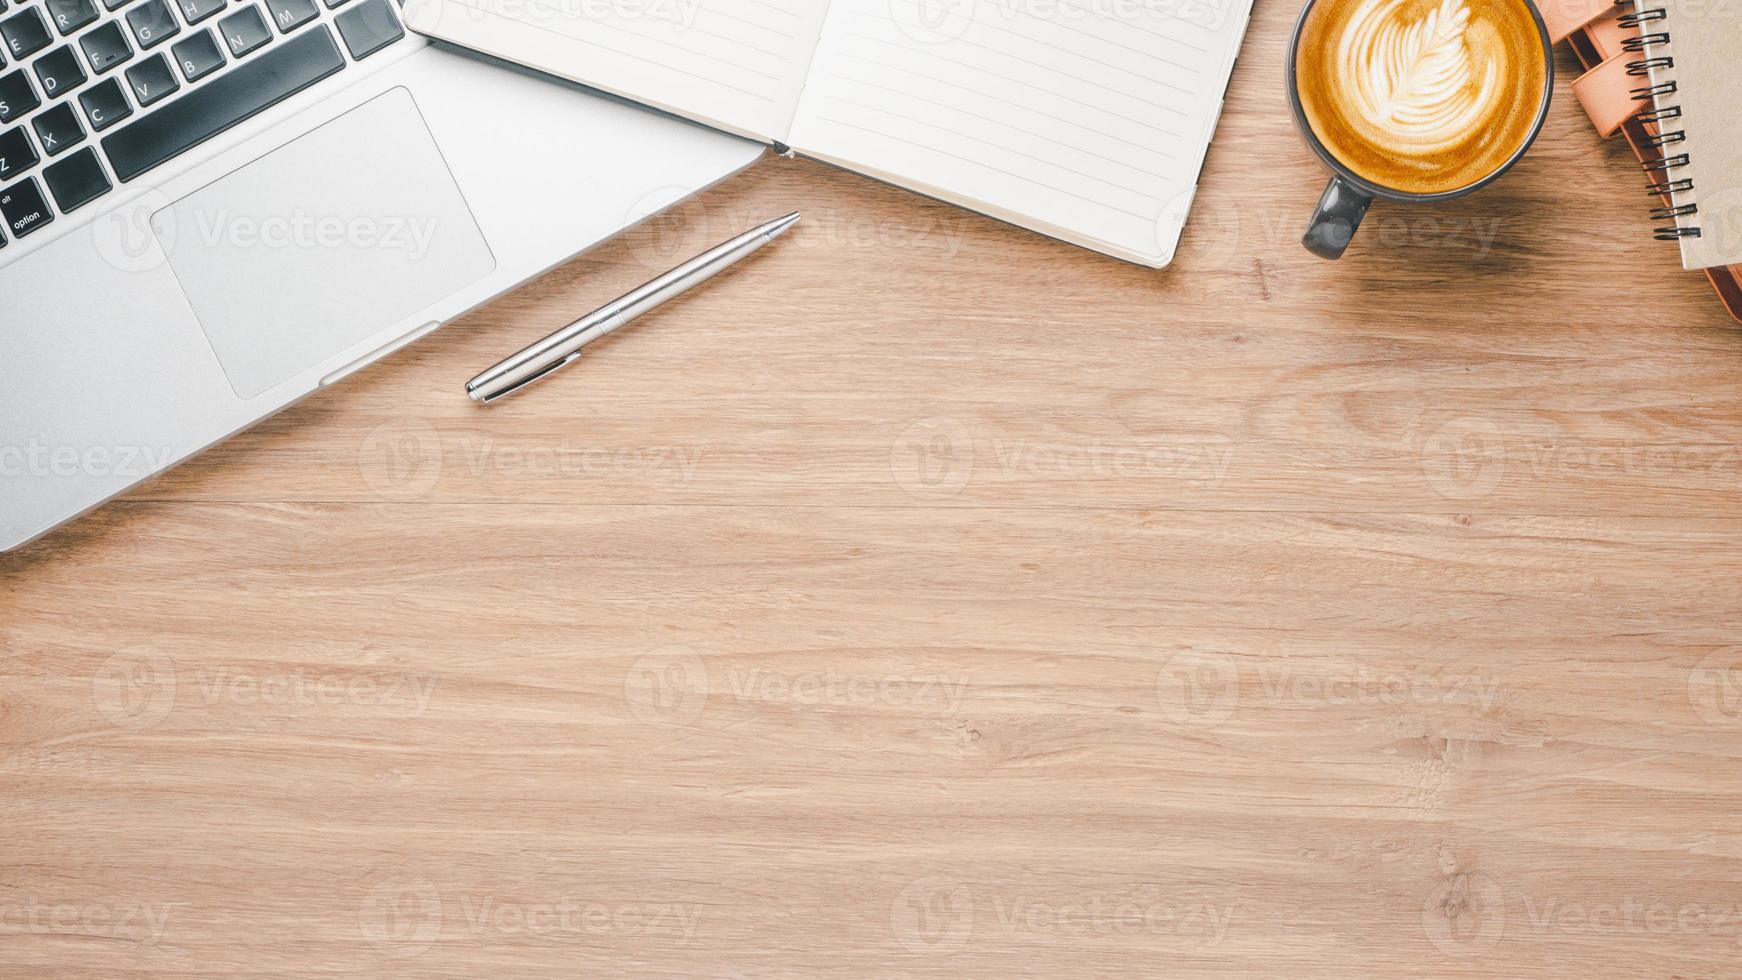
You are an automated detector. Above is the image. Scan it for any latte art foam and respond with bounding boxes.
[1296,0,1547,195]
[1342,0,1498,152]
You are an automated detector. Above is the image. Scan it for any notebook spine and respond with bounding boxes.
[1623,5,1702,241]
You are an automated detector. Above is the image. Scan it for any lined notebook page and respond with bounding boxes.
[787,0,1249,264]
[403,0,829,141]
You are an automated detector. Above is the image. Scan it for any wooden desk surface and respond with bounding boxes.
[6,5,1742,976]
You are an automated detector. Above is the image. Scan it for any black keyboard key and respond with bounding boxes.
[334,0,397,59]
[323,0,349,9]
[45,0,97,35]
[103,26,342,182]
[0,176,51,237]
[0,122,37,179]
[123,51,175,104]
[78,76,129,129]
[174,0,222,22]
[125,0,178,48]
[262,0,314,32]
[32,45,83,100]
[2,7,51,61]
[0,67,37,122]
[169,27,219,80]
[43,144,107,211]
[103,0,135,11]
[79,20,131,73]
[31,98,80,154]
[216,3,266,55]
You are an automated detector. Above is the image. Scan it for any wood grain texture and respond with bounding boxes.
[5,5,1742,977]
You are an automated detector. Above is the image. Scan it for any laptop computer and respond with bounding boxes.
[0,0,764,552]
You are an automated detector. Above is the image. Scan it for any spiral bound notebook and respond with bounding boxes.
[401,0,1253,268]
[1633,0,1742,270]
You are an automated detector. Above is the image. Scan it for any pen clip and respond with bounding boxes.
[477,351,584,404]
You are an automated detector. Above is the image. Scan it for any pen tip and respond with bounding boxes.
[768,212,801,237]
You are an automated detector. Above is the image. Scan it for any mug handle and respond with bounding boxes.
[1302,176,1373,260]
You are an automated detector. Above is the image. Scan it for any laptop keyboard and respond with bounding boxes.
[0,0,403,251]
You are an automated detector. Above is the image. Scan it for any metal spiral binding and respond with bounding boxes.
[1617,7,1666,26]
[1627,7,1701,241]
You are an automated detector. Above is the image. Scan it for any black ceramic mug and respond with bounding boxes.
[1286,0,1555,260]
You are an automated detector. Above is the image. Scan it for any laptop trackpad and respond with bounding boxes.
[154,87,496,400]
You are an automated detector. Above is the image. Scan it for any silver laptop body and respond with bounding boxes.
[0,0,762,551]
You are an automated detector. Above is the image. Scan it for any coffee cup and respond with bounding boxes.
[1287,0,1554,259]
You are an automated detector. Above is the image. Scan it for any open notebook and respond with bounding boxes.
[402,0,1254,267]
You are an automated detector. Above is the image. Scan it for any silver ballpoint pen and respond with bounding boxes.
[467,212,801,404]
